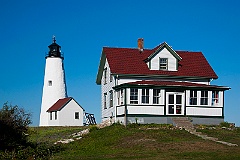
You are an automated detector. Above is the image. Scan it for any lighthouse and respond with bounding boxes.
[39,36,67,126]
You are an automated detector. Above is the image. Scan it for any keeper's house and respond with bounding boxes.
[96,39,230,125]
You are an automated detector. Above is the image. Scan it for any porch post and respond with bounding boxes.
[124,88,127,127]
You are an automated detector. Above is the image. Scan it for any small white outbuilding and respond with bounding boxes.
[47,97,84,126]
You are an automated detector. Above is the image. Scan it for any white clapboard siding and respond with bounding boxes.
[101,59,116,120]
[117,106,164,116]
[186,107,222,116]
[150,48,177,71]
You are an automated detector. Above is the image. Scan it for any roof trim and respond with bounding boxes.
[47,97,85,112]
[96,49,106,85]
[145,42,182,62]
[113,80,230,91]
[112,73,217,80]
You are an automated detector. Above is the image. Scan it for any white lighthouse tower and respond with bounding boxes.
[39,37,67,126]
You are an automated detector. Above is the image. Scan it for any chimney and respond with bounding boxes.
[138,38,144,52]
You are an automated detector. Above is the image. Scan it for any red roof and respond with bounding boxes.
[127,80,229,89]
[47,97,72,112]
[102,44,218,79]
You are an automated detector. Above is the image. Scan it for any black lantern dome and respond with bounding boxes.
[46,36,63,59]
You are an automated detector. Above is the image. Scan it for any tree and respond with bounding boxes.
[0,102,32,150]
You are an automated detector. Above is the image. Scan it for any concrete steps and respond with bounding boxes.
[172,117,194,129]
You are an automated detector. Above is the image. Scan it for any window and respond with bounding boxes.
[212,91,219,105]
[104,93,107,109]
[200,91,208,105]
[104,68,107,84]
[142,89,149,104]
[55,111,57,120]
[190,90,197,105]
[110,73,113,82]
[159,58,168,70]
[130,88,138,104]
[117,91,120,105]
[153,89,161,104]
[110,91,113,107]
[120,89,124,105]
[117,90,124,105]
[48,80,52,86]
[50,112,52,120]
[75,112,79,119]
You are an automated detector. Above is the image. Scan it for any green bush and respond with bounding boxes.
[0,143,63,159]
[0,102,31,150]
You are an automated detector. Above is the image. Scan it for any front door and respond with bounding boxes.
[166,92,184,115]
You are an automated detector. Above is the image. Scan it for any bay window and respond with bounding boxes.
[130,88,138,104]
[153,89,161,104]
[142,89,149,104]
[200,91,208,105]
[190,90,197,105]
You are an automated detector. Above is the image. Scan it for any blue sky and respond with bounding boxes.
[0,0,239,126]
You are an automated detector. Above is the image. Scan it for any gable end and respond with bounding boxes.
[96,50,106,85]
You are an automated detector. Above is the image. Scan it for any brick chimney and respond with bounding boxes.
[138,38,144,52]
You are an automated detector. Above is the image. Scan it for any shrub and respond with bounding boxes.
[0,102,31,150]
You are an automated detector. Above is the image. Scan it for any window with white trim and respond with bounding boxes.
[159,58,168,70]
[110,73,113,82]
[48,80,52,86]
[142,89,149,104]
[55,111,57,120]
[120,89,124,105]
[117,90,124,105]
[200,90,208,105]
[104,93,107,109]
[212,91,219,105]
[50,112,52,120]
[130,88,138,104]
[189,90,197,105]
[153,89,161,104]
[117,91,120,105]
[75,112,79,119]
[110,90,113,107]
[104,68,107,84]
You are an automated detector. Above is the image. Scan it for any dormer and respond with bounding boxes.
[145,42,182,71]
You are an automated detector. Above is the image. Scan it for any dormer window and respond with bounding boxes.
[159,58,168,70]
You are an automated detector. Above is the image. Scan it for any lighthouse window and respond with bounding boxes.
[48,80,52,86]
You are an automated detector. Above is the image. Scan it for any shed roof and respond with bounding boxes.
[47,97,84,112]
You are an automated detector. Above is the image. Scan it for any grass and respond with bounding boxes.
[29,126,88,144]
[28,124,240,160]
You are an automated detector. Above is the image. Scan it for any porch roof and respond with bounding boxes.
[113,80,230,90]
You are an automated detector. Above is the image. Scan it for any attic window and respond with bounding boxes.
[159,58,168,70]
